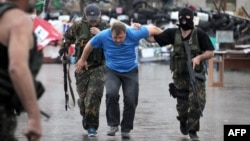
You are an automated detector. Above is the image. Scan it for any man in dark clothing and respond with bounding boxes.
[154,7,214,141]
[0,0,43,141]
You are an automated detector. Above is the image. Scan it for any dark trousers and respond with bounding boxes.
[104,67,139,132]
[0,105,17,141]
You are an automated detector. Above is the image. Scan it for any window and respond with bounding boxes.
[206,0,236,11]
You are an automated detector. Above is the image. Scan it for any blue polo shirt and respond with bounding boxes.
[90,25,149,72]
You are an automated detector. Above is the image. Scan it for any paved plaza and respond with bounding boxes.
[15,62,250,141]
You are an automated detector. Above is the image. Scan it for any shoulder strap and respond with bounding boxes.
[174,28,198,46]
[0,3,18,18]
[79,20,90,38]
[174,29,182,45]
[189,28,198,45]
[189,27,201,52]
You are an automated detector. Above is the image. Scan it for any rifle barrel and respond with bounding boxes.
[184,41,203,117]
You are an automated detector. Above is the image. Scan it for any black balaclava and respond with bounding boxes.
[178,7,194,30]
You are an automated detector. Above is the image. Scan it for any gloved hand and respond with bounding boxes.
[59,47,68,56]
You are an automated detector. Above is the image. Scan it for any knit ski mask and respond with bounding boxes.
[178,8,194,30]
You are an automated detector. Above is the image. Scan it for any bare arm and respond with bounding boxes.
[146,24,163,42]
[75,41,94,73]
[192,50,214,69]
[199,50,214,60]
[4,9,41,140]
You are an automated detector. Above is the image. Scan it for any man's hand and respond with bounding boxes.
[192,56,201,69]
[131,23,141,29]
[23,117,42,141]
[75,59,88,73]
[90,27,100,35]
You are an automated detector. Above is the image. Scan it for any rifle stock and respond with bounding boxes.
[183,41,203,117]
[195,72,206,81]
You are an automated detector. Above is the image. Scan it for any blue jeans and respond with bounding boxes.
[104,66,139,132]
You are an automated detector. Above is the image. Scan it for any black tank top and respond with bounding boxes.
[0,43,8,69]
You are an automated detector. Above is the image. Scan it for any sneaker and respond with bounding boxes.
[189,131,199,141]
[121,132,130,139]
[107,126,119,136]
[180,121,188,135]
[87,127,97,137]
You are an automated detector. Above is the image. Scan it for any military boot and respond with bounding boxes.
[189,131,199,141]
[180,121,188,135]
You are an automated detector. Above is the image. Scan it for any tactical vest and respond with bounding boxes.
[74,20,109,67]
[170,28,205,76]
[0,3,44,114]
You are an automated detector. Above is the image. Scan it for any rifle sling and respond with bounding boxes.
[63,55,76,111]
[67,62,76,108]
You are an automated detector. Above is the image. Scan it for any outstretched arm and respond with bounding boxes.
[146,24,163,42]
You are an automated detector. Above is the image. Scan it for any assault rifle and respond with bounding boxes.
[62,53,69,110]
[62,52,76,111]
[183,41,203,117]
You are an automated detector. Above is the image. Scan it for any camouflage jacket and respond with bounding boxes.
[63,19,109,66]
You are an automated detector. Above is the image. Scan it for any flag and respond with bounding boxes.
[33,17,63,50]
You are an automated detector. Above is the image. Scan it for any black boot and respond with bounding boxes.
[189,131,199,141]
[180,121,188,135]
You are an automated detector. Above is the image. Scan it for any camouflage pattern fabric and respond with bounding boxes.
[174,76,206,132]
[0,105,17,141]
[63,18,108,130]
[63,19,108,62]
[75,65,104,130]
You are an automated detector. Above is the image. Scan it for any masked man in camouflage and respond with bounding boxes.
[59,3,109,137]
[153,7,214,140]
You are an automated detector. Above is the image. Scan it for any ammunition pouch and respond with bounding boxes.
[87,48,105,67]
[90,48,104,63]
[75,46,83,61]
[10,80,45,115]
[169,83,189,100]
[75,34,89,59]
[169,83,177,98]
[0,68,45,115]
[170,55,188,74]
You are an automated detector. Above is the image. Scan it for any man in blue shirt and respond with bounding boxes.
[75,22,162,139]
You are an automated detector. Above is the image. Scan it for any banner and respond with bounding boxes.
[33,17,63,50]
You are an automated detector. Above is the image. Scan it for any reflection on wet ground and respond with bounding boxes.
[16,63,250,141]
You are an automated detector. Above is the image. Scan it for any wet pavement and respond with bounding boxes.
[15,62,250,141]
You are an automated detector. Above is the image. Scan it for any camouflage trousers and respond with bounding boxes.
[75,65,104,130]
[174,77,206,132]
[0,105,17,141]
